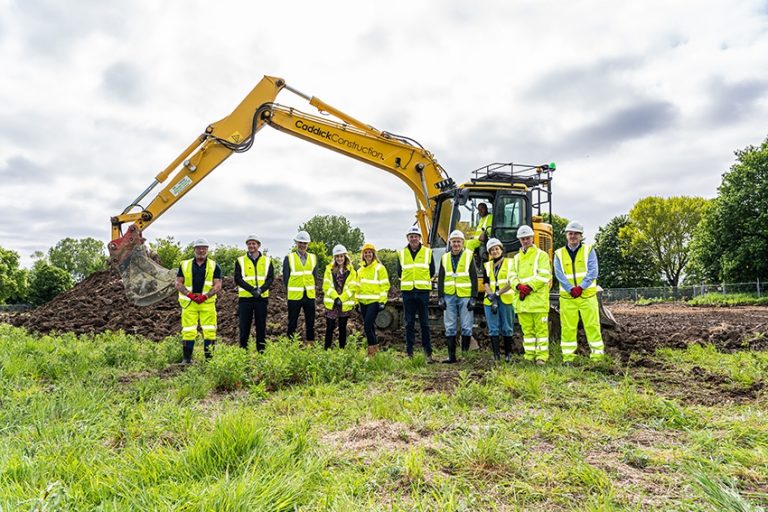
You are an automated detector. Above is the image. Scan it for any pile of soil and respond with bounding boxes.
[7,269,403,345]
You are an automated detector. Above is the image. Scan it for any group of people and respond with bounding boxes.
[174,216,605,366]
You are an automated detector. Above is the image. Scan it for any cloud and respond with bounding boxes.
[706,77,768,124]
[100,61,144,103]
[0,155,46,183]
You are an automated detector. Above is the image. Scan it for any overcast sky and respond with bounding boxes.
[1,0,767,267]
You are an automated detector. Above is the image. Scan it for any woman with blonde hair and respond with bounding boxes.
[322,244,358,349]
[356,243,390,357]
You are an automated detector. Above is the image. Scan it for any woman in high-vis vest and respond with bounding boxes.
[483,238,516,362]
[553,220,604,362]
[234,234,274,352]
[175,238,222,363]
[509,225,552,364]
[437,230,477,363]
[356,243,390,357]
[283,230,318,343]
[322,244,358,349]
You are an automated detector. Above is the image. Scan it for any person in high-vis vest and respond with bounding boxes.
[554,220,604,362]
[175,238,222,364]
[465,202,494,252]
[357,243,390,357]
[437,230,477,363]
[509,225,552,364]
[397,226,436,362]
[283,230,318,343]
[483,238,516,362]
[234,234,274,352]
[322,244,358,350]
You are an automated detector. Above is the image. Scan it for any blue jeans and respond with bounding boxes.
[403,290,432,356]
[443,294,473,336]
[484,302,514,336]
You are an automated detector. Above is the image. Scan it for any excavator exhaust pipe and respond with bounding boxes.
[108,226,177,306]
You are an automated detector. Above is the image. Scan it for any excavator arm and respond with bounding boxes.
[109,75,451,305]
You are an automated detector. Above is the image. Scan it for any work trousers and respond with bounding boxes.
[324,317,348,349]
[559,295,604,361]
[402,290,432,356]
[484,302,514,337]
[360,303,380,346]
[287,296,315,341]
[518,312,549,361]
[180,301,217,341]
[238,299,267,352]
[443,294,473,336]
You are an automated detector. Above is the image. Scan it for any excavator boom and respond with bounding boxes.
[109,75,450,305]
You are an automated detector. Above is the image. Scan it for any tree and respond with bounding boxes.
[298,215,364,256]
[0,247,28,303]
[27,260,73,305]
[307,241,331,273]
[48,237,107,282]
[149,236,185,269]
[209,245,241,277]
[689,137,768,282]
[594,215,659,288]
[541,212,569,251]
[619,196,709,286]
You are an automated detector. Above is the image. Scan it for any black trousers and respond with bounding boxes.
[238,299,267,352]
[287,296,315,341]
[360,303,379,346]
[324,316,348,349]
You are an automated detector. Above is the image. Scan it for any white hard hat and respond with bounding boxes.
[245,234,261,243]
[332,244,348,256]
[448,229,465,241]
[564,220,584,234]
[192,237,209,247]
[486,238,503,251]
[406,226,422,237]
[294,230,311,243]
[516,225,534,239]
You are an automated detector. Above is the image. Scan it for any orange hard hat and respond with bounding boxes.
[361,243,376,253]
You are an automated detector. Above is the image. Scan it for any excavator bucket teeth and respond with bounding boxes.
[117,245,178,306]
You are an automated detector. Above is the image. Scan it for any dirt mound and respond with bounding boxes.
[7,269,403,345]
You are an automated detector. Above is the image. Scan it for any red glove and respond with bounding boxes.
[516,284,532,299]
[194,294,207,304]
[186,292,197,301]
[570,286,583,298]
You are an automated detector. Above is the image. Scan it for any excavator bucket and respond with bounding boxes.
[116,245,178,306]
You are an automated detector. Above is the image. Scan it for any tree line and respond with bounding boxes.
[1,137,766,305]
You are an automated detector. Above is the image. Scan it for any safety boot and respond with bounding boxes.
[490,336,501,361]
[367,345,379,358]
[182,340,194,364]
[203,340,215,360]
[460,335,471,353]
[442,336,457,363]
[503,336,513,363]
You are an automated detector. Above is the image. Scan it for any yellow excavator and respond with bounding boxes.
[108,75,614,330]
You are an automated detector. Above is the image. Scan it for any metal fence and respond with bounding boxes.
[601,281,763,303]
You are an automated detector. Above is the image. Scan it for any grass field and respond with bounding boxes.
[0,324,766,511]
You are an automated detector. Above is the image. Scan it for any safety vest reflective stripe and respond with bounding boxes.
[287,252,316,300]
[322,264,358,311]
[237,255,271,298]
[556,244,598,298]
[484,258,516,305]
[178,258,217,303]
[441,250,473,297]
[399,247,432,291]
[512,247,551,312]
[357,262,390,303]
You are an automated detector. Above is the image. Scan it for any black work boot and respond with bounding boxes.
[182,340,194,364]
[503,336,513,363]
[490,336,501,361]
[442,336,457,363]
[203,340,215,360]
[460,335,471,353]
